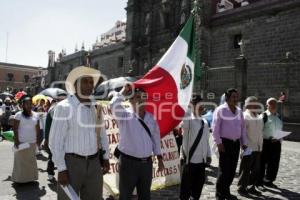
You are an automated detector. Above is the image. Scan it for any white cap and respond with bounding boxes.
[266,97,277,105]
[4,97,11,102]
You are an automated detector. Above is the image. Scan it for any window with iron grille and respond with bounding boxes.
[7,73,14,81]
[24,75,30,83]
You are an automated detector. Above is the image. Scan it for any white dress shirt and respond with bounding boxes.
[49,95,109,172]
[109,92,161,158]
[180,109,211,164]
[244,109,264,152]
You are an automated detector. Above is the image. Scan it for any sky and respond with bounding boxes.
[0,0,127,67]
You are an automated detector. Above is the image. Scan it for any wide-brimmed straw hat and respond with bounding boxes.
[65,66,101,94]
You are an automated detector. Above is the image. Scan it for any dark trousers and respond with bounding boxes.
[216,138,240,198]
[238,151,261,189]
[259,139,281,184]
[119,155,152,200]
[46,151,55,176]
[175,135,183,154]
[180,163,206,200]
[2,124,11,132]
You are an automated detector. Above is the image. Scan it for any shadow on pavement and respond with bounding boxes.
[36,154,48,161]
[37,168,47,173]
[206,165,218,178]
[236,186,300,200]
[47,179,58,193]
[263,186,300,199]
[239,192,281,200]
[11,181,46,200]
[3,176,12,182]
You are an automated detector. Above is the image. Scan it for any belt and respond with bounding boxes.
[221,137,239,143]
[66,152,98,160]
[120,151,152,162]
[264,138,273,141]
[264,138,281,143]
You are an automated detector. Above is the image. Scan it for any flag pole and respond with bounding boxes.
[5,32,9,62]
[191,0,202,90]
[185,0,202,164]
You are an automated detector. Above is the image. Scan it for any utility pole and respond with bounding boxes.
[5,32,9,62]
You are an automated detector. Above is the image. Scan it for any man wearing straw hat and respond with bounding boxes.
[49,66,110,200]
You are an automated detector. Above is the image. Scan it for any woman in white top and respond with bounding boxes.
[12,95,40,183]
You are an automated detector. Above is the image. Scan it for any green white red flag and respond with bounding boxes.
[134,16,198,138]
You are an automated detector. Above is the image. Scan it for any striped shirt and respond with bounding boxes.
[49,95,109,172]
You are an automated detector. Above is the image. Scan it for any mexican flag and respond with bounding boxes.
[134,16,198,138]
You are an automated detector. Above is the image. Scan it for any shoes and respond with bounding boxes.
[216,192,226,200]
[48,175,54,181]
[215,195,226,200]
[256,185,266,192]
[237,188,249,197]
[264,181,278,188]
[216,192,237,200]
[225,193,238,200]
[248,186,262,195]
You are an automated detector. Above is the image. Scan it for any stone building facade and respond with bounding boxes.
[201,0,300,125]
[47,0,300,132]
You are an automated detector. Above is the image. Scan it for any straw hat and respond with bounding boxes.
[65,66,101,95]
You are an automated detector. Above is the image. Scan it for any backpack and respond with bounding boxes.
[263,112,268,124]
[263,112,281,124]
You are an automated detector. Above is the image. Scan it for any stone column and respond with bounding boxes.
[234,56,247,102]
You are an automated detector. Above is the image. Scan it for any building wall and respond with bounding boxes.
[124,0,190,76]
[47,44,126,88]
[0,63,46,93]
[209,2,300,67]
[91,43,126,79]
[202,0,300,122]
[47,0,300,123]
[47,51,87,88]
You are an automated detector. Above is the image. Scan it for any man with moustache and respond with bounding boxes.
[212,88,248,200]
[49,66,110,200]
[109,84,164,200]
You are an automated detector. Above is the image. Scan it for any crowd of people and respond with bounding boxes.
[174,89,284,200]
[0,66,285,200]
[0,88,67,183]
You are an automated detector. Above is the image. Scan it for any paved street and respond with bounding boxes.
[1,140,300,200]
